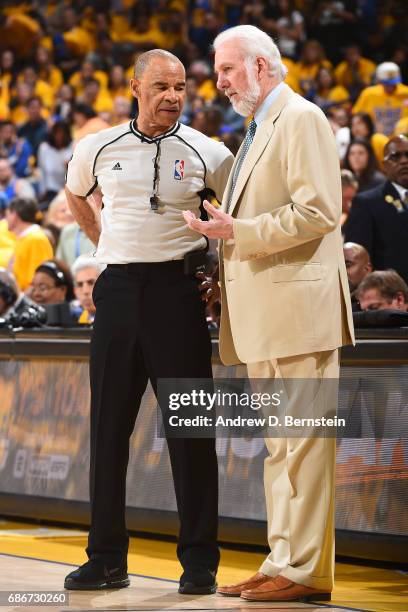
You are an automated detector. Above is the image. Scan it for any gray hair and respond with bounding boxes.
[341,169,358,189]
[134,49,184,79]
[213,25,288,81]
[71,256,105,281]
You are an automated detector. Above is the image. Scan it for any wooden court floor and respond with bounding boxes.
[0,520,406,612]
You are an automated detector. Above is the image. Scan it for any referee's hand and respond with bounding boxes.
[183,200,234,240]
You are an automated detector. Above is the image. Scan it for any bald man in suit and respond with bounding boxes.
[184,25,354,603]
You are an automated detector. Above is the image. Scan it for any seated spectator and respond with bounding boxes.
[191,107,223,139]
[0,50,17,93]
[18,66,54,110]
[78,77,113,114]
[296,40,332,96]
[108,65,132,101]
[353,62,408,136]
[0,120,32,177]
[336,112,388,164]
[37,121,73,208]
[72,104,110,144]
[344,135,408,284]
[110,96,131,126]
[17,97,48,159]
[0,215,15,268]
[69,59,108,97]
[52,84,76,123]
[188,60,217,102]
[355,270,408,312]
[56,211,95,267]
[8,82,33,126]
[44,190,75,230]
[312,66,349,110]
[334,45,376,101]
[5,197,53,291]
[35,46,64,94]
[30,259,75,306]
[71,257,104,324]
[343,139,385,192]
[0,267,42,322]
[343,242,373,310]
[61,8,95,60]
[340,169,359,226]
[0,158,35,206]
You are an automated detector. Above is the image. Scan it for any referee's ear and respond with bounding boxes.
[130,78,140,99]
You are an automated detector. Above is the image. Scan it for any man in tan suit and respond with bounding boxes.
[184,25,354,603]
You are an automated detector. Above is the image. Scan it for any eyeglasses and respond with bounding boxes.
[384,151,408,162]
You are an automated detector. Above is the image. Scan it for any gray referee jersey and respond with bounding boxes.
[66,120,234,263]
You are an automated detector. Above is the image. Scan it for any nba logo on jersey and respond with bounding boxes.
[174,160,185,180]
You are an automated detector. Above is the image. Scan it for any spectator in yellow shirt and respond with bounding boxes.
[353,62,408,136]
[334,45,376,100]
[313,66,350,110]
[35,46,64,94]
[79,78,113,115]
[0,218,15,268]
[189,60,217,102]
[18,66,54,110]
[5,197,53,291]
[69,60,109,97]
[296,39,332,96]
[395,116,408,137]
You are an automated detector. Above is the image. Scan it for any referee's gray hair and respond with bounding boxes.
[213,25,288,82]
[134,49,184,79]
[71,256,105,281]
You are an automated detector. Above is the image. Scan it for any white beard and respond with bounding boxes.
[227,74,261,117]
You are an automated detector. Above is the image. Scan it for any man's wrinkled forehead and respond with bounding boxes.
[140,58,185,83]
[214,41,245,71]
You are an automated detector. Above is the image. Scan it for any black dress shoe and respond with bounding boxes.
[64,559,130,590]
[179,568,217,595]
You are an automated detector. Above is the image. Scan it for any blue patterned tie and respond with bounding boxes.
[226,118,257,212]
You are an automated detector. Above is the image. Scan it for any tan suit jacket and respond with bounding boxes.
[219,84,355,365]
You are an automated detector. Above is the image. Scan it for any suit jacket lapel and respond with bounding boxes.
[222,84,295,216]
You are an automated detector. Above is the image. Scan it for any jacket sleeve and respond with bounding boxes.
[233,107,342,261]
[343,194,374,257]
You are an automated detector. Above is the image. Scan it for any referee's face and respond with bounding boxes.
[131,58,186,137]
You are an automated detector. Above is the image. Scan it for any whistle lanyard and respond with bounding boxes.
[150,140,162,212]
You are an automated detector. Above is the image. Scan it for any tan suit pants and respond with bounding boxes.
[247,349,339,591]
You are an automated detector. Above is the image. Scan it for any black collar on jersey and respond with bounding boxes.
[130,119,180,143]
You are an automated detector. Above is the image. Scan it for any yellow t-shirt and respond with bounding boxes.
[371,132,389,167]
[295,60,332,94]
[38,66,64,93]
[353,83,408,136]
[282,57,300,93]
[63,27,95,57]
[334,57,376,89]
[394,116,408,137]
[10,225,53,291]
[69,70,109,96]
[0,220,16,268]
[197,79,217,102]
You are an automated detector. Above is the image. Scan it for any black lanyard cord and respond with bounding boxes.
[150,140,161,211]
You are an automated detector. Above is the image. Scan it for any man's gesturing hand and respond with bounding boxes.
[183,200,234,239]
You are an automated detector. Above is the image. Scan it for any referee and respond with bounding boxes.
[64,50,233,594]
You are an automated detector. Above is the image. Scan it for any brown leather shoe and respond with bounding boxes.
[241,575,331,602]
[217,572,270,597]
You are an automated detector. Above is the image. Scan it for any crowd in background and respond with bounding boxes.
[0,0,408,325]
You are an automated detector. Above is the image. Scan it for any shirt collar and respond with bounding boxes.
[130,119,180,143]
[254,81,285,127]
[392,182,407,200]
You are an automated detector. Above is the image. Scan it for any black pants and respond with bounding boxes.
[87,262,219,572]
